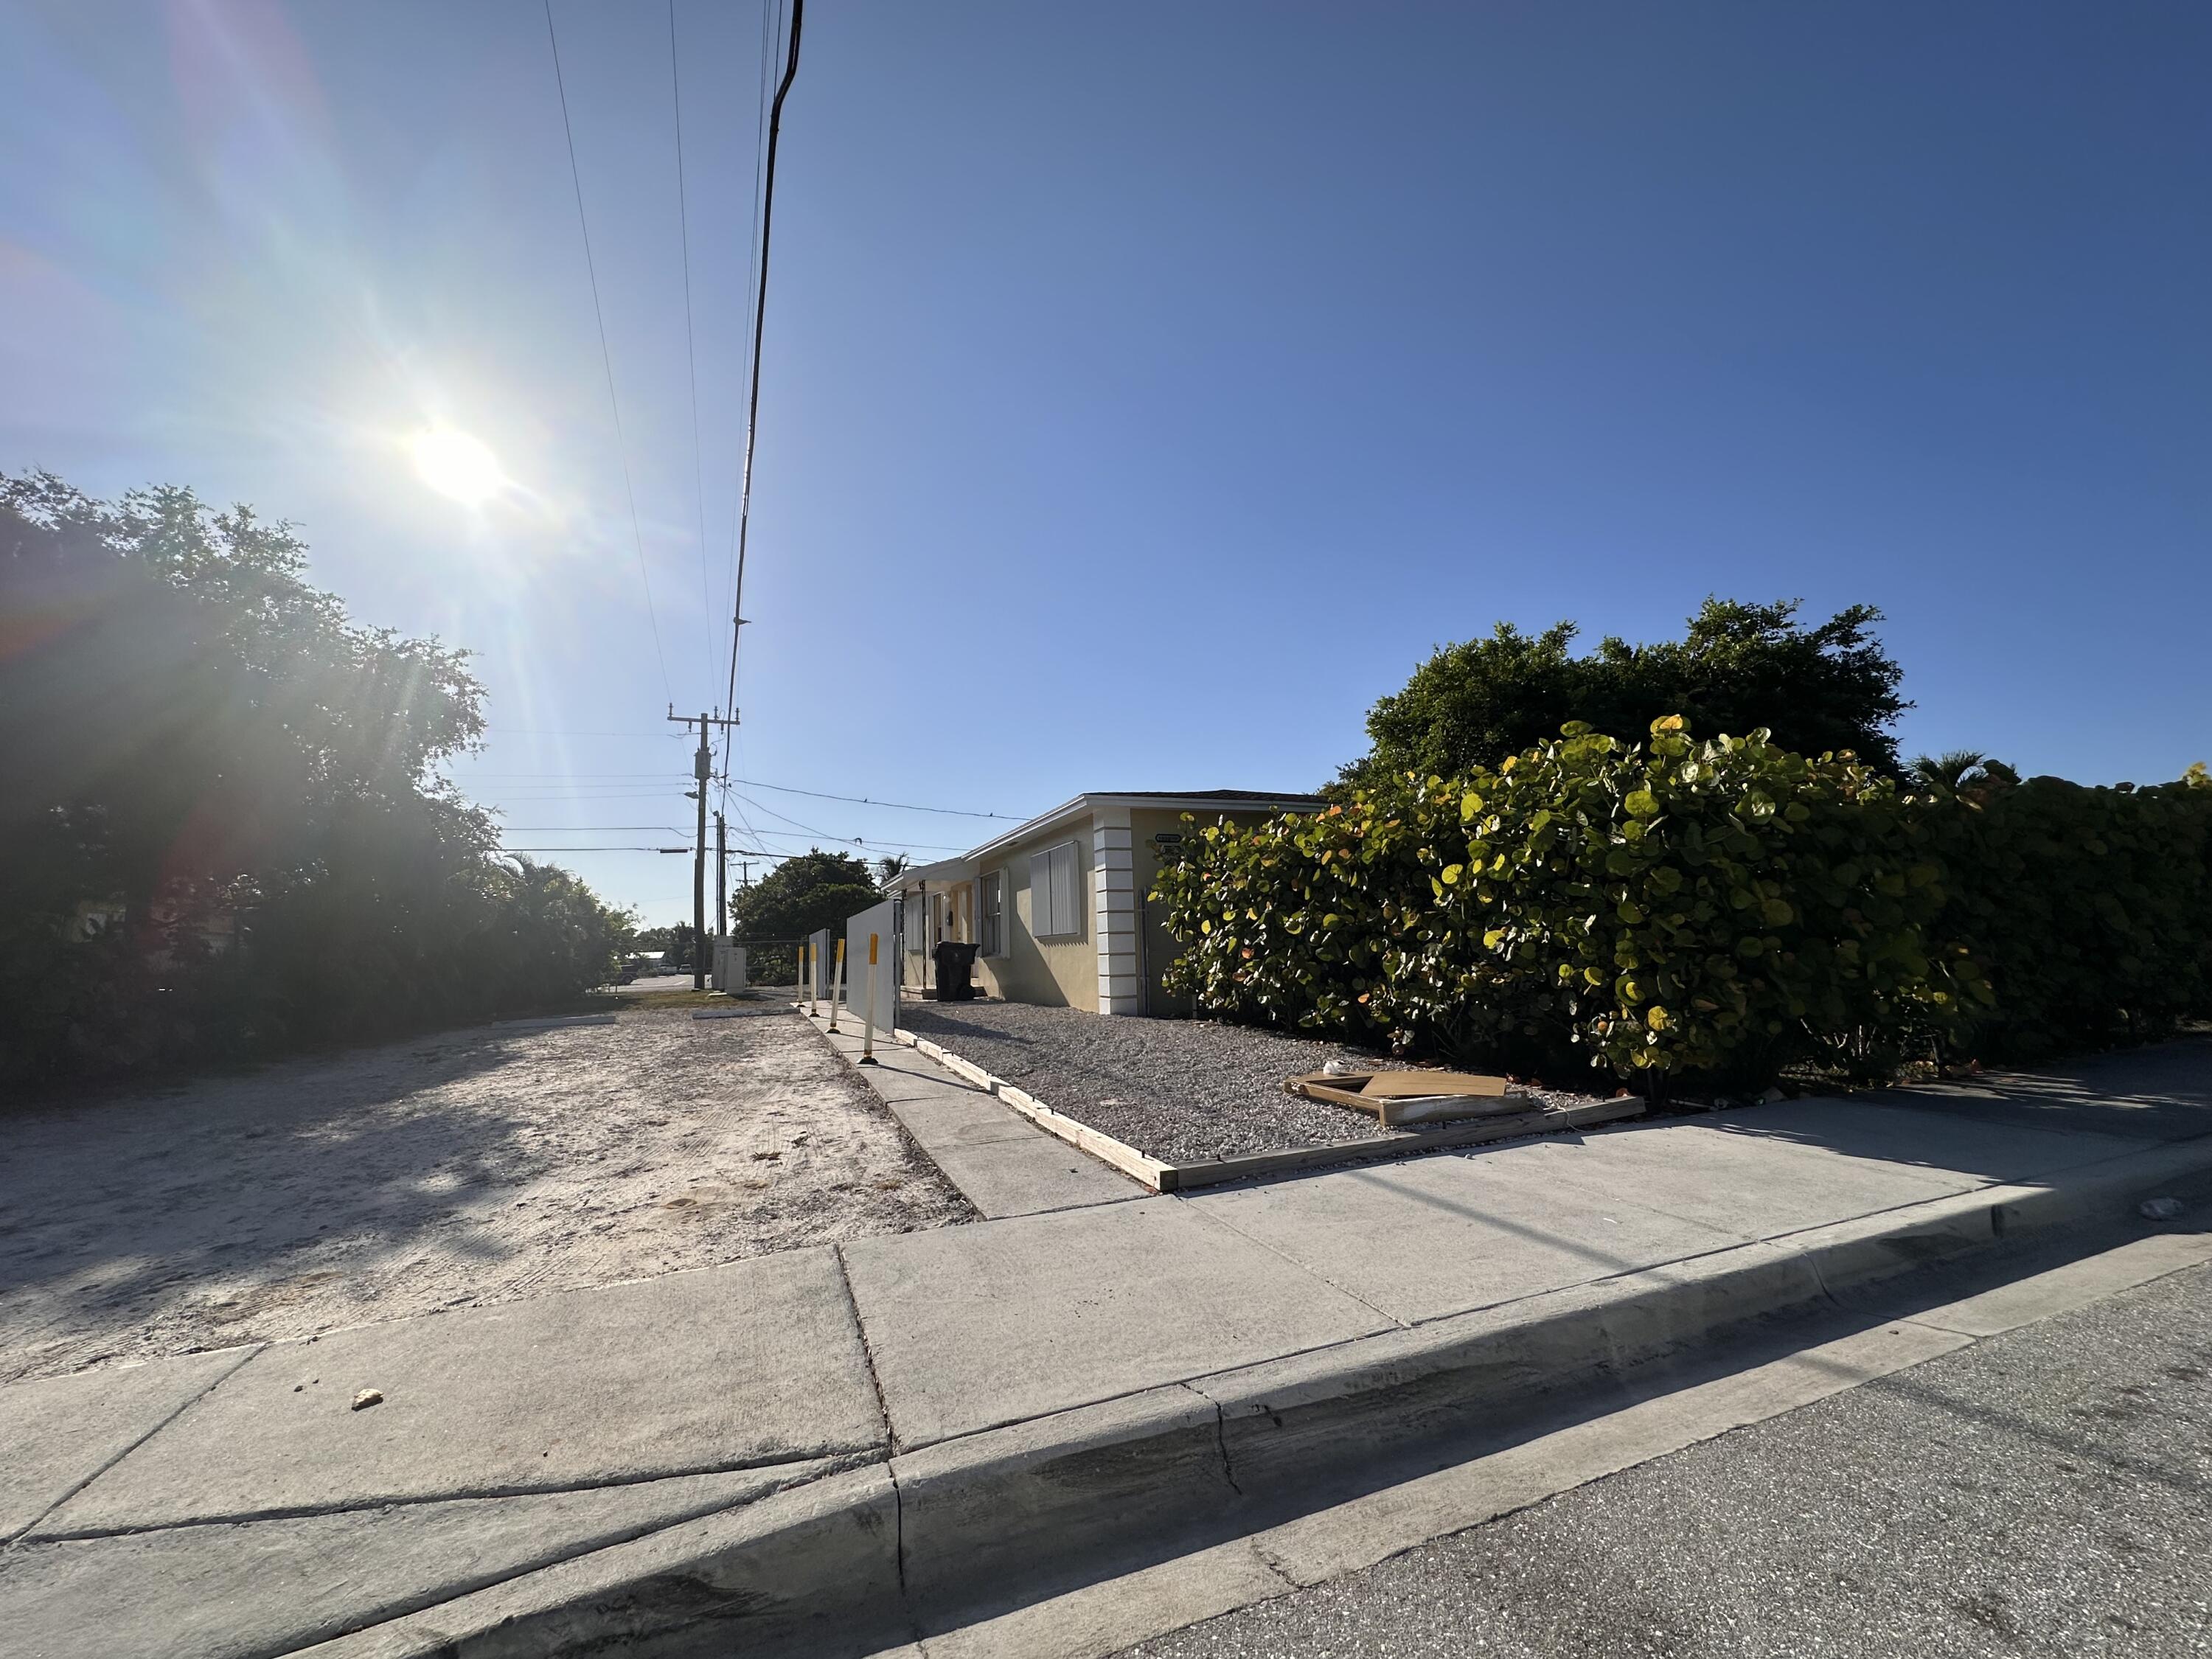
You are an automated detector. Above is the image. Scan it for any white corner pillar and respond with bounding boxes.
[1092,808,1141,1015]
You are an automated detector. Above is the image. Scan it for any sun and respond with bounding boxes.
[410,429,506,504]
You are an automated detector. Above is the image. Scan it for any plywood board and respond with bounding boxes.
[1288,1068,1533,1125]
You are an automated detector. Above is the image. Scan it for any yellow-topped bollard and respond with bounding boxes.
[860,933,880,1064]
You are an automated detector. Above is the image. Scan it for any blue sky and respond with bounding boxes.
[4,1,2207,923]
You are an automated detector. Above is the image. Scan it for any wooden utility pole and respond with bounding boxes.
[714,813,728,945]
[667,706,739,990]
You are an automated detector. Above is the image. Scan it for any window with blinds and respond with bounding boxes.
[1029,841,1081,939]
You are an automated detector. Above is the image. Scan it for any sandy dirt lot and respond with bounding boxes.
[0,1000,972,1385]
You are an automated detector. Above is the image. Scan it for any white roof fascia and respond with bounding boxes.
[961,792,1322,866]
[896,856,978,887]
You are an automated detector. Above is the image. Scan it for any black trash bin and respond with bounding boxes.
[932,939,981,1001]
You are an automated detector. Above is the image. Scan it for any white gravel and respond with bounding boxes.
[898,1001,1607,1165]
[0,1001,971,1386]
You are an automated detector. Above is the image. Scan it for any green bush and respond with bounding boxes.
[1156,718,1980,1093]
[1161,722,2212,1091]
[1938,772,2212,1060]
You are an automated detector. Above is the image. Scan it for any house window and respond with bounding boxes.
[980,871,1004,957]
[1029,840,1081,939]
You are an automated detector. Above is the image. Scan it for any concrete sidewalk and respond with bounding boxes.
[5,1037,2211,1659]
[807,1008,1143,1217]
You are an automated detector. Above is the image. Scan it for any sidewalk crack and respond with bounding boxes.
[1250,1537,1301,1590]
[833,1243,906,1593]
[5,1343,264,1547]
[1183,1382,1245,1498]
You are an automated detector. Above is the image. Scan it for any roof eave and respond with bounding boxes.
[960,791,1323,866]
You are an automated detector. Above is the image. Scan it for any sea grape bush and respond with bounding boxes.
[1933,771,2212,1059]
[1159,721,2212,1088]
[1155,718,1983,1091]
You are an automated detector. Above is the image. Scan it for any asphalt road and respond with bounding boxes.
[1120,1259,2212,1659]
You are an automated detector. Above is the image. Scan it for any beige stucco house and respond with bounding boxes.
[887,790,1323,1016]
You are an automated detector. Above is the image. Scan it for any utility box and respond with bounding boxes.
[713,941,747,992]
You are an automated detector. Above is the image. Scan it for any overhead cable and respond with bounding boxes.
[720,0,804,776]
[545,0,673,704]
[727,776,1017,819]
[668,0,716,672]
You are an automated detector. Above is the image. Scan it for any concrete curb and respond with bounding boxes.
[299,1133,2212,1658]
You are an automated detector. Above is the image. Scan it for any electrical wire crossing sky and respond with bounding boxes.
[4,1,2208,922]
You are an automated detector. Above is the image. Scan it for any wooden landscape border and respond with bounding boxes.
[883,1021,1644,1193]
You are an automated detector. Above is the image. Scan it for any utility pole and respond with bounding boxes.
[715,812,728,945]
[668,706,740,990]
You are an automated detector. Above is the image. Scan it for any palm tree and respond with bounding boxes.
[1907,751,2019,801]
[876,854,908,888]
[1907,750,1989,794]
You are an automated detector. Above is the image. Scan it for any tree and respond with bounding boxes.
[731,849,880,943]
[1341,598,1908,788]
[0,471,632,1080]
[1906,750,2019,801]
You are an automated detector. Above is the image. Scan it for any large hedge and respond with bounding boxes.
[1157,720,2212,1092]
[1934,771,2212,1060]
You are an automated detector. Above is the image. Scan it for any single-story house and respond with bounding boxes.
[886,790,1324,1016]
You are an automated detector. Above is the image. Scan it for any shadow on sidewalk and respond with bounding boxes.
[1858,1038,2212,1143]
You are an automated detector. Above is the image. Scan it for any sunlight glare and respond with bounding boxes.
[411,429,506,504]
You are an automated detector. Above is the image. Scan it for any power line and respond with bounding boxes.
[713,4,783,842]
[724,792,971,853]
[476,729,688,740]
[724,786,844,841]
[495,824,693,832]
[721,759,766,866]
[499,845,781,855]
[717,0,782,776]
[734,824,971,856]
[544,0,673,706]
[473,790,704,801]
[727,776,1017,819]
[720,0,804,777]
[468,771,1014,818]
[668,0,715,672]
[498,845,693,853]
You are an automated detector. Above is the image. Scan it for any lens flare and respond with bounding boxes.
[410,430,505,504]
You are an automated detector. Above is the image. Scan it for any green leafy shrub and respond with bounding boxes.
[1937,772,2212,1060]
[1157,718,1977,1093]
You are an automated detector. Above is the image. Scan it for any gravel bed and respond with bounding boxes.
[898,1000,1608,1166]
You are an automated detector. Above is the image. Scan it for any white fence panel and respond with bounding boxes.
[846,898,897,1037]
